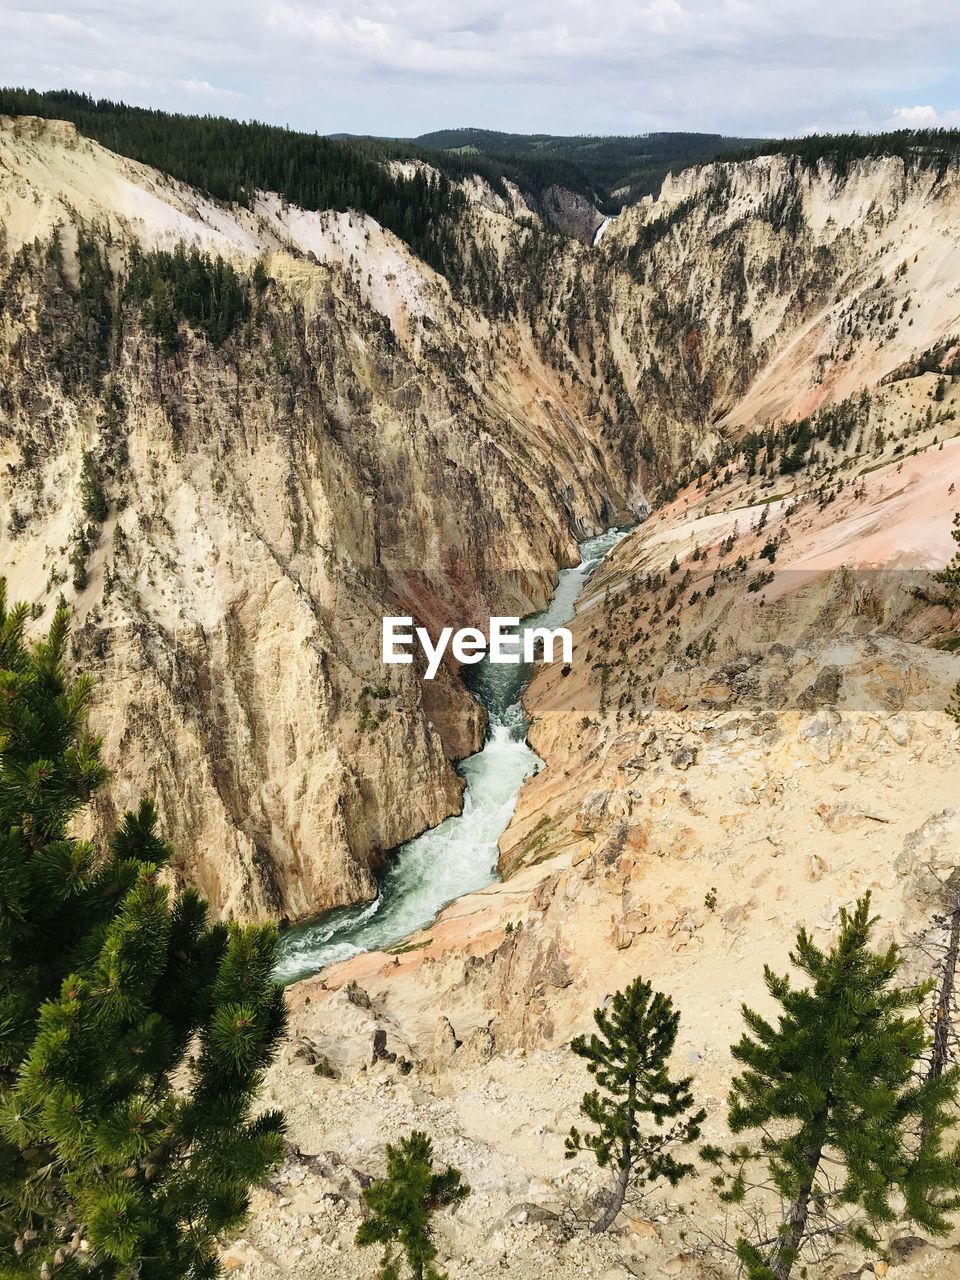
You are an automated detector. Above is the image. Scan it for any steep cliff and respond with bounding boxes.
[260,367,960,1279]
[463,150,960,488]
[0,115,629,921]
[4,113,960,942]
[224,149,960,1279]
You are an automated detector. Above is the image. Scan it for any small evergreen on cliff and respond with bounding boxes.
[935,509,960,605]
[566,976,705,1231]
[702,895,960,1280]
[356,1129,469,1280]
[0,583,286,1278]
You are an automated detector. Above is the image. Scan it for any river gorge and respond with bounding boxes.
[275,526,630,981]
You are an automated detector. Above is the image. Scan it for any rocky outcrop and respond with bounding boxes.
[0,116,630,921]
[4,115,960,938]
[533,184,604,244]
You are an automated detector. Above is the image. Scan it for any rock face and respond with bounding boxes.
[6,114,960,1279]
[0,115,631,920]
[241,160,960,1276]
[534,184,605,244]
[262,417,960,1277]
[4,113,960,938]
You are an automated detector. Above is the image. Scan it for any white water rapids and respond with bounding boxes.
[275,526,629,984]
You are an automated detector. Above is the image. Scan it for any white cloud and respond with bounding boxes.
[1,1,959,137]
[891,104,938,126]
[887,104,960,128]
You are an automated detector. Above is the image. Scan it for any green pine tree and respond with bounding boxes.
[355,1130,469,1280]
[0,583,286,1278]
[702,895,960,1280]
[947,679,960,725]
[565,977,705,1232]
[80,451,109,523]
[935,510,960,605]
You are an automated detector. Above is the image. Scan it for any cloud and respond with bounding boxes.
[891,105,938,126]
[1,1,959,137]
[887,104,960,128]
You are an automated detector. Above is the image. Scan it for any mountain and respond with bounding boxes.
[0,110,635,922]
[0,91,753,243]
[3,90,960,1278]
[255,148,960,1280]
[3,99,960,923]
[409,126,760,204]
[332,126,760,222]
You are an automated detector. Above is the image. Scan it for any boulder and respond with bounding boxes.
[895,808,960,910]
[798,664,843,709]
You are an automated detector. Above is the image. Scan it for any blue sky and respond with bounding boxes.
[3,1,959,138]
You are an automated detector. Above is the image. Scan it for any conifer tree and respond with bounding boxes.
[935,510,960,604]
[355,1130,469,1280]
[0,583,286,1278]
[923,873,960,1127]
[702,895,960,1280]
[80,451,109,523]
[565,977,705,1232]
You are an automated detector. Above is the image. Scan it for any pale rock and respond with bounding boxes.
[806,853,828,882]
[624,1216,659,1240]
[431,1016,460,1067]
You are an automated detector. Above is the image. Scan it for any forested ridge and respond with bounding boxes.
[0,89,754,247]
[0,88,467,279]
[8,88,957,289]
[732,127,960,175]
[407,127,758,207]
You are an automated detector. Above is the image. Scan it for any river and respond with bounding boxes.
[274,525,629,984]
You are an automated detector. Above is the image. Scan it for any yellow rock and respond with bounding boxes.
[624,1216,659,1239]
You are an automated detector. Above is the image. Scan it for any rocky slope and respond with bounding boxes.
[467,149,960,488]
[3,111,960,965]
[0,114,631,920]
[226,157,960,1271]
[248,366,960,1279]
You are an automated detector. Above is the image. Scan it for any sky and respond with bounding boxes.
[3,1,960,139]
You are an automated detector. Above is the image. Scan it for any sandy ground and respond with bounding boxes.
[233,375,960,1279]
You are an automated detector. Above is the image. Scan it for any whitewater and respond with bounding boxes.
[275,526,629,984]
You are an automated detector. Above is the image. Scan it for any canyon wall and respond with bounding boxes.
[0,116,628,920]
[259,360,960,1280]
[3,113,960,933]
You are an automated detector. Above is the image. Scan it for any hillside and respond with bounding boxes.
[2,104,960,1278]
[258,383,960,1278]
[0,112,638,921]
[0,92,755,240]
[410,127,759,206]
[4,108,960,922]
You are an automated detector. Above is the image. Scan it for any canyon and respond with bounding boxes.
[2,110,960,1277]
[246,370,960,1280]
[0,114,630,921]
